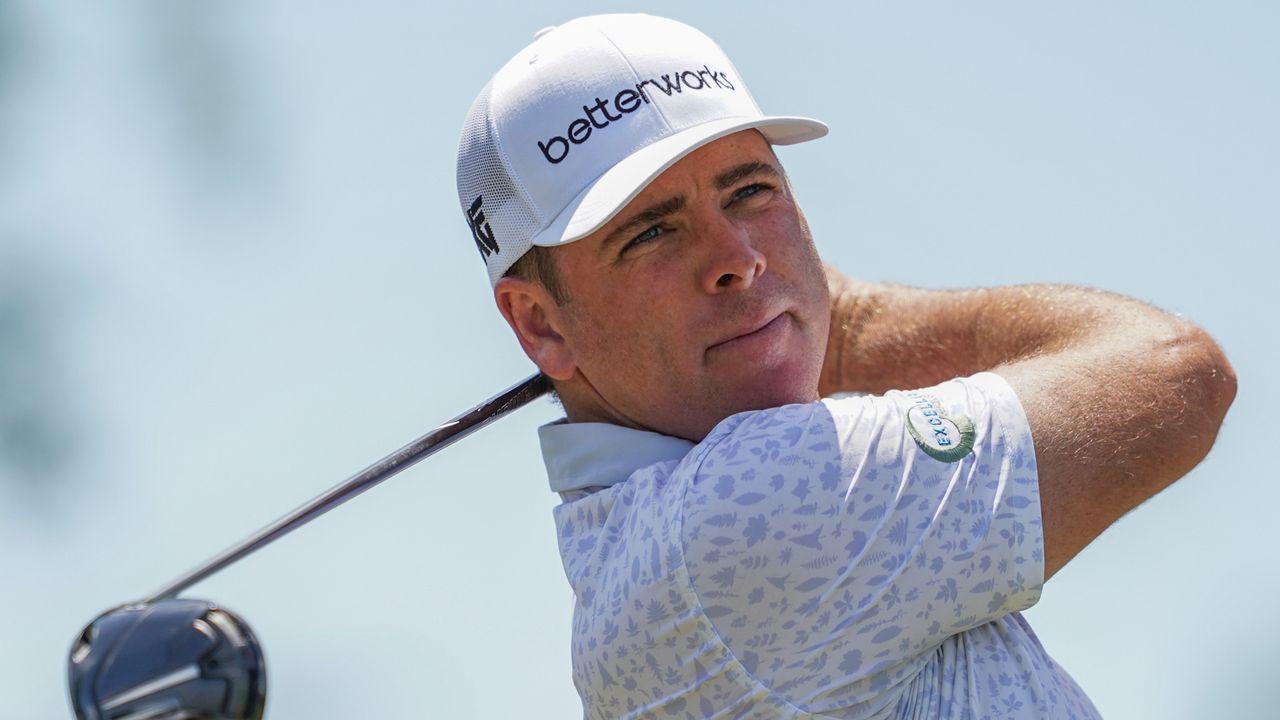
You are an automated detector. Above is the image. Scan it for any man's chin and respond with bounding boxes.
[694,372,821,434]
[727,383,818,414]
[728,352,821,401]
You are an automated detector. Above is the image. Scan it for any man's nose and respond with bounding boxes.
[700,217,766,294]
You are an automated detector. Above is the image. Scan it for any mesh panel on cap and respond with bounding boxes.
[455,80,542,285]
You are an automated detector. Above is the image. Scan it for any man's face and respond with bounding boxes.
[537,130,830,441]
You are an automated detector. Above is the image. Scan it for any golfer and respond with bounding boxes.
[456,14,1235,719]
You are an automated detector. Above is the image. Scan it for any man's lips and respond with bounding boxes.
[707,311,788,353]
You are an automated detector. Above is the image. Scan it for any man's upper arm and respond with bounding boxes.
[994,321,1236,581]
[680,375,1043,704]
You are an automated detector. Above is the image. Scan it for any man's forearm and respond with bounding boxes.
[818,265,1236,581]
[819,265,1176,396]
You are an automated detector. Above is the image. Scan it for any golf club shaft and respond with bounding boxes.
[143,373,552,603]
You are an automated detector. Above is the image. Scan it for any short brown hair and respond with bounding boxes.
[503,245,569,304]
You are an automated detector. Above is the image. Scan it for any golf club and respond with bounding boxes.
[69,599,265,720]
[68,372,551,719]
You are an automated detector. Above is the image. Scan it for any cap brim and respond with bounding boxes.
[530,115,827,248]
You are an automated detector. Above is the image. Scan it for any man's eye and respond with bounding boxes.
[622,225,663,254]
[733,182,773,203]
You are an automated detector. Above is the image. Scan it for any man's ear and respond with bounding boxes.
[494,276,576,381]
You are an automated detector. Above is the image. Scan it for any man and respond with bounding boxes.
[456,14,1235,719]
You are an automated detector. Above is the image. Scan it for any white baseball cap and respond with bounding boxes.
[455,13,828,286]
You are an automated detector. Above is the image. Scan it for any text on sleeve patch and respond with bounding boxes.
[904,391,976,463]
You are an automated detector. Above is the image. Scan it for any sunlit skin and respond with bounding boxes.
[495,130,831,441]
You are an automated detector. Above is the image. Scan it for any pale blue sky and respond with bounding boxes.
[0,2,1275,718]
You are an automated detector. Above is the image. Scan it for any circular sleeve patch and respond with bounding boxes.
[904,394,976,463]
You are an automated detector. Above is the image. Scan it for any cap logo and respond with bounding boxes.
[466,195,499,260]
[537,64,736,165]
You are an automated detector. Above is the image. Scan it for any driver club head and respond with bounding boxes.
[68,599,266,720]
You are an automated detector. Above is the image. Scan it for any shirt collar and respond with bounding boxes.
[538,420,696,494]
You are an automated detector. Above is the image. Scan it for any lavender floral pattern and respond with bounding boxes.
[551,373,1101,719]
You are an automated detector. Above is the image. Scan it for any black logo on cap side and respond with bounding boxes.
[467,195,499,260]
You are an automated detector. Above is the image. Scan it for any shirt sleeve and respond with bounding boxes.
[679,372,1043,711]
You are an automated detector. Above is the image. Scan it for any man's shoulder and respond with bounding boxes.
[674,398,861,506]
[702,372,1026,443]
[692,399,843,462]
[692,389,890,463]
[681,371,1030,493]
[699,392,878,444]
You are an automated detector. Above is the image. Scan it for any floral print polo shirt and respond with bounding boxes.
[539,372,1101,719]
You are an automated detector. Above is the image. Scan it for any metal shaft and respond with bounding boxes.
[144,373,552,603]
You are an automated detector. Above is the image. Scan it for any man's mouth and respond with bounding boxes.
[707,311,788,354]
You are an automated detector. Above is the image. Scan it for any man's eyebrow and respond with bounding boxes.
[715,160,779,190]
[600,195,686,253]
[597,161,779,255]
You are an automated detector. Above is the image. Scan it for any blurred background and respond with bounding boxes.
[1,1,1275,717]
